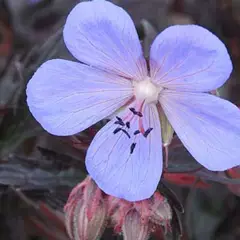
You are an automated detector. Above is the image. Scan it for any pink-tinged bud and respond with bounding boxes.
[122,210,150,240]
[108,197,132,234]
[65,180,177,239]
[150,192,172,231]
[107,192,173,238]
[64,177,107,240]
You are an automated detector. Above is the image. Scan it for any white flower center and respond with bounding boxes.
[133,77,162,104]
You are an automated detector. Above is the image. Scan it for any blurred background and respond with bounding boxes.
[0,0,240,239]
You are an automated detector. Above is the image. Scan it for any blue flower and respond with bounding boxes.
[26,0,240,201]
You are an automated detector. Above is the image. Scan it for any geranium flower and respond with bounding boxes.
[26,0,240,201]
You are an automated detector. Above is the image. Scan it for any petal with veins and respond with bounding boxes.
[159,90,240,171]
[86,103,163,201]
[27,59,133,136]
[63,0,147,80]
[150,25,232,92]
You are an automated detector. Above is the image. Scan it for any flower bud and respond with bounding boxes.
[108,192,174,239]
[64,177,107,240]
[122,209,150,240]
[150,192,172,229]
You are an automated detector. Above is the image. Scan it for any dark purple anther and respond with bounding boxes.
[143,128,153,138]
[129,107,137,114]
[130,143,136,154]
[114,120,125,126]
[113,127,122,134]
[129,108,143,117]
[136,111,143,117]
[115,116,125,126]
[121,129,131,138]
[134,130,140,135]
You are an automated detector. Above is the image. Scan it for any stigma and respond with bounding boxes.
[133,77,162,104]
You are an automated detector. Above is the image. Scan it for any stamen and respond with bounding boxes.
[116,116,123,122]
[134,130,141,135]
[129,107,137,114]
[129,107,143,117]
[126,121,130,129]
[113,127,122,134]
[138,101,146,134]
[136,111,143,117]
[113,127,130,138]
[114,120,125,126]
[130,143,136,154]
[143,128,153,138]
[121,129,131,138]
[138,117,145,134]
[123,100,144,124]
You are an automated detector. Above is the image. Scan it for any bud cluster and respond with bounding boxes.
[64,177,174,240]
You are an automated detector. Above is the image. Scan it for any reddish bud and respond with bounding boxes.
[65,179,179,239]
[107,192,173,239]
[64,177,107,240]
[122,210,150,240]
[150,192,172,231]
